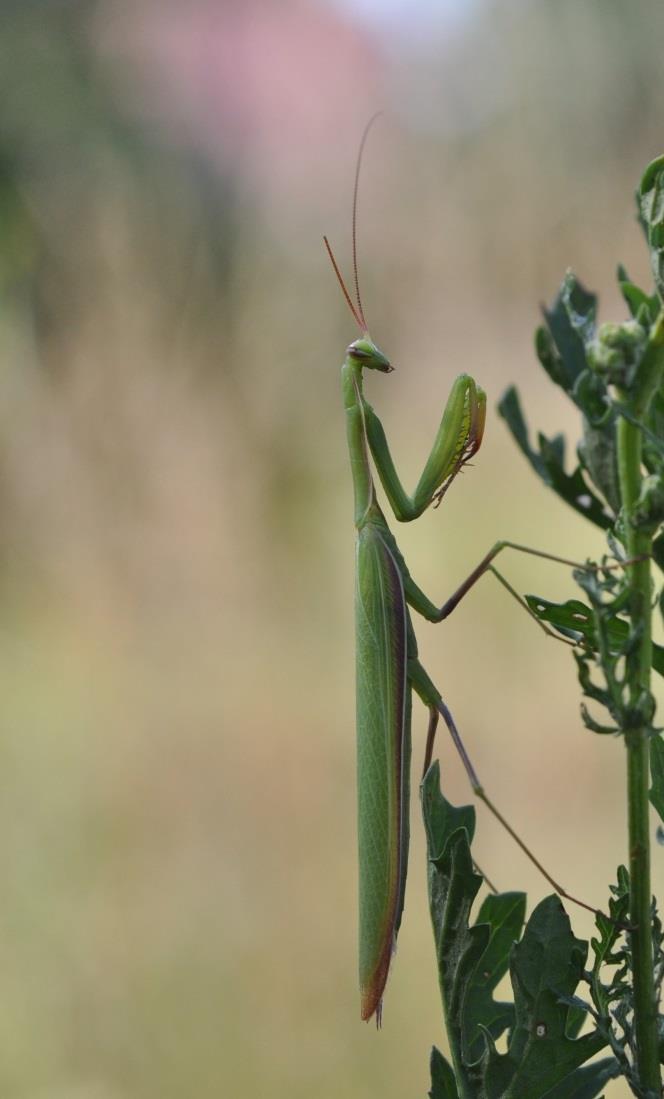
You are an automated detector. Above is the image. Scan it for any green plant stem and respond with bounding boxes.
[616,412,661,1096]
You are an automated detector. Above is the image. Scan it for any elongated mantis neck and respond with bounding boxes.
[342,356,376,527]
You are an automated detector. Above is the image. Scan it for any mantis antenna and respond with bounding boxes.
[324,111,384,335]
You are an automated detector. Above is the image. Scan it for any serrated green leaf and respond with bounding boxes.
[639,156,664,300]
[428,1046,459,1099]
[541,1056,621,1098]
[482,897,607,1098]
[540,430,566,468]
[579,418,620,515]
[619,273,660,323]
[561,273,597,347]
[463,892,526,1062]
[498,388,612,530]
[579,704,618,736]
[525,595,593,641]
[423,776,609,1098]
[422,766,489,1093]
[536,429,608,524]
[422,767,527,1095]
[590,869,629,1019]
[574,652,615,712]
[572,372,612,429]
[525,594,664,679]
[542,274,596,391]
[535,326,568,389]
[564,998,590,1040]
[498,387,548,481]
[423,762,476,856]
[650,735,664,824]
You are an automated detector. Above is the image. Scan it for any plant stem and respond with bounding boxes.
[616,412,661,1096]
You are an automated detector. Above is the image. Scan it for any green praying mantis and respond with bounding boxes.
[325,118,604,1025]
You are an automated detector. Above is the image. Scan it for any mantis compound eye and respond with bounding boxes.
[348,345,371,361]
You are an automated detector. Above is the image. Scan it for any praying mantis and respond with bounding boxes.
[325,118,603,1025]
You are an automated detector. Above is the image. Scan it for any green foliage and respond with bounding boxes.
[639,156,664,302]
[524,564,661,737]
[582,870,664,1098]
[497,387,613,530]
[429,1046,462,1099]
[499,268,664,534]
[428,156,664,1096]
[524,591,664,675]
[497,167,664,763]
[499,251,664,740]
[422,768,612,1099]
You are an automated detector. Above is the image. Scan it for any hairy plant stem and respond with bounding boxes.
[616,412,661,1096]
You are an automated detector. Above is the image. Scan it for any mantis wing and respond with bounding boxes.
[356,519,410,1021]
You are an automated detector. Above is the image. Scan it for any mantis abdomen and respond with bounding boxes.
[356,515,411,1022]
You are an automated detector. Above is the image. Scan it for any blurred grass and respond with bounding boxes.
[0,1,663,1095]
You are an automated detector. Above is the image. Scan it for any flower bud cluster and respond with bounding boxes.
[587,319,649,385]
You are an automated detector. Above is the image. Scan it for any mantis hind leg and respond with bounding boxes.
[408,660,497,892]
[408,658,481,789]
[407,655,600,918]
[423,706,438,778]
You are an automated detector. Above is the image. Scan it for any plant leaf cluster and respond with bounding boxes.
[582,869,664,1099]
[426,157,664,1098]
[422,766,618,1099]
[497,168,664,746]
[498,272,664,552]
[499,160,664,555]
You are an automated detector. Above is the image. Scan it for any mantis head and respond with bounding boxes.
[347,337,393,373]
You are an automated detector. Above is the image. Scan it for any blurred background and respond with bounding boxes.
[0,1,663,1096]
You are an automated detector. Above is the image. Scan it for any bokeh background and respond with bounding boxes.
[1,1,663,1096]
